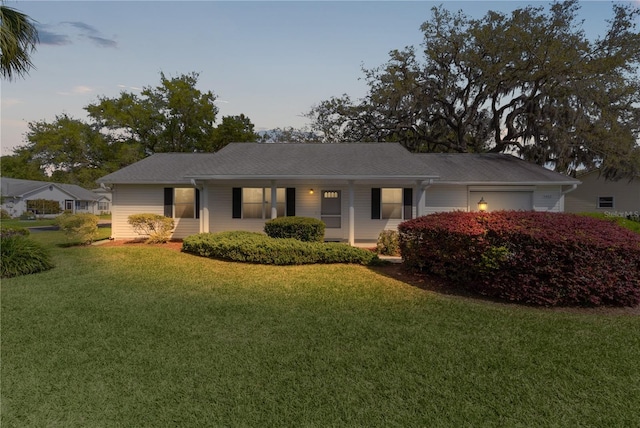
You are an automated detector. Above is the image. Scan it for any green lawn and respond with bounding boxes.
[1,218,58,228]
[2,231,639,427]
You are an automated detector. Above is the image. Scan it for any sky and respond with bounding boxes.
[2,0,639,155]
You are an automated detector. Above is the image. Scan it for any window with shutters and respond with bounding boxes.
[164,188,199,219]
[233,187,294,219]
[371,188,412,220]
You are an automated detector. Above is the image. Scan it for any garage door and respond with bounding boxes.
[470,191,533,212]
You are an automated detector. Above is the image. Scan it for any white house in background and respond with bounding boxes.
[0,177,110,218]
[97,143,580,244]
[564,169,640,215]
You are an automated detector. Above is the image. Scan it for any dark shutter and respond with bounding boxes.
[371,188,381,219]
[232,187,242,218]
[286,188,296,216]
[164,188,173,218]
[403,188,413,220]
[195,189,200,219]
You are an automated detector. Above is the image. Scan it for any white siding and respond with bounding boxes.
[112,182,569,242]
[111,184,199,240]
[533,186,563,212]
[565,171,640,214]
[424,185,468,214]
[469,191,532,211]
[205,183,412,242]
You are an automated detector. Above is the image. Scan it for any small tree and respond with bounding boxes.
[127,213,174,243]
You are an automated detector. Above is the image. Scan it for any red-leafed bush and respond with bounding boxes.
[398,211,640,307]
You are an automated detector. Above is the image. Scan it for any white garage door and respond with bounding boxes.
[470,191,533,212]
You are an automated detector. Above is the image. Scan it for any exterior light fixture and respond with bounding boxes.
[309,189,314,195]
[477,197,488,212]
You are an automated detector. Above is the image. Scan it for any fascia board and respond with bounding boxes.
[435,180,581,186]
[184,174,440,181]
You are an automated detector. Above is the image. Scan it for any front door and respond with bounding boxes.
[321,190,341,240]
[65,200,74,212]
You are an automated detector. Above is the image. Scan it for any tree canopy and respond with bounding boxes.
[308,1,640,179]
[3,72,259,188]
[0,4,38,80]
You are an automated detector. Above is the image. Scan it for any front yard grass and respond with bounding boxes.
[2,231,639,427]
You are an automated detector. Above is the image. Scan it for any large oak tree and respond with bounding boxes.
[308,1,640,179]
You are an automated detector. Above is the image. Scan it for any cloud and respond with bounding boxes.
[36,21,117,48]
[1,98,24,107]
[56,85,95,96]
[62,21,117,48]
[36,25,71,46]
[73,86,93,94]
[117,84,142,91]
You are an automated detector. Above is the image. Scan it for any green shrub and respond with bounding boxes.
[264,216,326,242]
[182,231,379,266]
[399,211,640,307]
[0,209,11,219]
[376,229,400,256]
[19,211,36,220]
[127,213,174,243]
[1,225,30,238]
[1,235,54,278]
[55,213,99,244]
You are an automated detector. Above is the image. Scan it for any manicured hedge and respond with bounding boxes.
[264,216,325,242]
[182,231,379,266]
[399,211,640,307]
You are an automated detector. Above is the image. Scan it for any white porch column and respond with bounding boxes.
[416,180,426,218]
[416,179,432,218]
[270,181,278,219]
[202,184,210,233]
[348,180,355,246]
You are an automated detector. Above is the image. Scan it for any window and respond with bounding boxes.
[75,201,88,210]
[598,196,614,209]
[164,188,200,219]
[98,201,109,211]
[381,188,403,219]
[233,187,295,219]
[371,188,413,220]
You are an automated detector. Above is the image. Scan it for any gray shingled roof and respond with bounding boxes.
[1,177,101,200]
[416,153,580,184]
[97,153,217,184]
[96,143,579,185]
[184,143,435,179]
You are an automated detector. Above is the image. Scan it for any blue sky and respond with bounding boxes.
[2,1,638,155]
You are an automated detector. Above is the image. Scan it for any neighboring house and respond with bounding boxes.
[91,186,113,214]
[0,177,108,218]
[564,169,640,215]
[97,143,580,244]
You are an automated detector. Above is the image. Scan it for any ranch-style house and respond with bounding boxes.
[97,142,580,244]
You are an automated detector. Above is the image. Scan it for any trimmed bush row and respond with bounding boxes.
[182,231,380,266]
[399,211,640,307]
